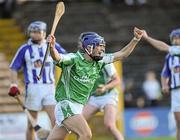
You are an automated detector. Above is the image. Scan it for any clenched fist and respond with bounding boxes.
[8,84,20,97]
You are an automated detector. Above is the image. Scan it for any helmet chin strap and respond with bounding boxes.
[83,46,103,61]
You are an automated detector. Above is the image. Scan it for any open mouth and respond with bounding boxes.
[98,52,104,56]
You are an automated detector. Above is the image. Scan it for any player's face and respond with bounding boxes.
[172,37,180,46]
[92,44,105,57]
[29,30,46,44]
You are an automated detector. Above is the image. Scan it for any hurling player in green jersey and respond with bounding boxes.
[83,63,124,140]
[47,27,143,140]
[79,32,124,140]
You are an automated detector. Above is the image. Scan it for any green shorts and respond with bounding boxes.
[55,100,84,127]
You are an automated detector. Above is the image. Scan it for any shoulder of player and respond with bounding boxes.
[54,42,66,54]
[165,53,174,60]
[16,43,31,54]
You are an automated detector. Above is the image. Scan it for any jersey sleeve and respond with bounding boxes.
[54,53,76,68]
[9,45,27,71]
[104,63,116,77]
[101,53,114,64]
[161,54,171,78]
[55,43,67,54]
[169,46,180,56]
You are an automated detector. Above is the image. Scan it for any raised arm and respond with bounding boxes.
[142,30,170,52]
[113,27,143,62]
[48,34,61,61]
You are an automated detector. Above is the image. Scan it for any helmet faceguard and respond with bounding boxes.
[82,34,106,61]
[169,28,180,44]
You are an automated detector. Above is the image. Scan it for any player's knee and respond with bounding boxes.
[79,133,92,140]
[104,122,116,131]
[79,129,92,140]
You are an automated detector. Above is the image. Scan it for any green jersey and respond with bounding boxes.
[55,51,114,105]
[91,63,118,96]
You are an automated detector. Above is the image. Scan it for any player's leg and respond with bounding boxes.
[44,105,56,127]
[174,112,180,140]
[43,84,56,127]
[63,114,92,140]
[83,96,99,120]
[50,100,92,140]
[25,84,44,140]
[26,110,38,140]
[48,115,92,140]
[104,104,124,140]
[47,124,68,140]
[171,88,180,140]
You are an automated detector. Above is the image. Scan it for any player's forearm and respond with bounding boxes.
[10,69,18,84]
[161,76,169,88]
[104,75,120,90]
[145,36,169,52]
[113,38,139,61]
[50,46,61,61]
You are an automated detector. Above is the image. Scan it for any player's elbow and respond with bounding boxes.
[114,53,128,61]
[121,52,131,59]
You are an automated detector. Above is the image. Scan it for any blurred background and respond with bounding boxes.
[0,0,179,140]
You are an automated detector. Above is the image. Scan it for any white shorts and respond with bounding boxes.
[88,90,119,111]
[171,88,180,112]
[55,100,84,127]
[25,83,56,111]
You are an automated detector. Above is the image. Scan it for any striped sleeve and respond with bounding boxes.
[55,43,67,54]
[161,54,171,78]
[9,44,28,71]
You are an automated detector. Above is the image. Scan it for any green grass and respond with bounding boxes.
[127,137,175,140]
[92,137,176,140]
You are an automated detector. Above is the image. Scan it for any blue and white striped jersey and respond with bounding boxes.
[169,45,180,56]
[161,46,180,89]
[10,39,66,85]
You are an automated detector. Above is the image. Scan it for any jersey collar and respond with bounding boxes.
[27,39,46,46]
[77,51,85,60]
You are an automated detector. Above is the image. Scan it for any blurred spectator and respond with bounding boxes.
[124,78,135,107]
[142,70,162,107]
[125,0,147,6]
[136,96,145,108]
[0,0,16,18]
[102,0,111,4]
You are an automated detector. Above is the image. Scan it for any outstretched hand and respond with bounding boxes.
[142,30,149,40]
[134,27,144,40]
